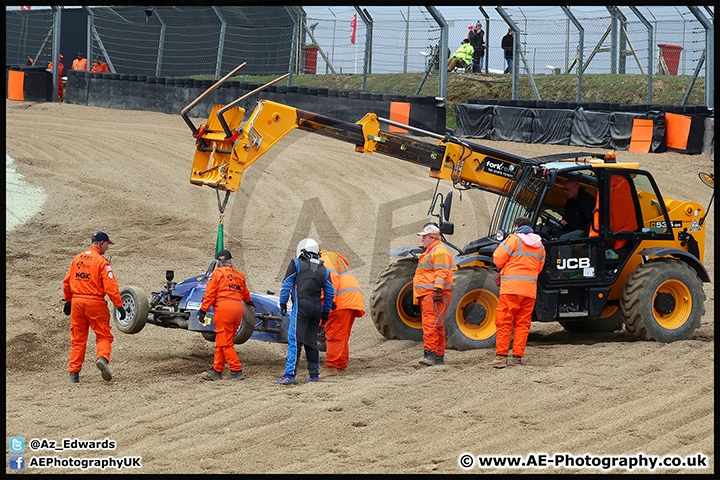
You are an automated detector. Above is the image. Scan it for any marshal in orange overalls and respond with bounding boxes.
[200,265,251,373]
[493,227,546,358]
[320,250,364,371]
[48,57,64,99]
[63,245,123,374]
[413,237,454,357]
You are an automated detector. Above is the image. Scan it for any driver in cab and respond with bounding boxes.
[546,179,595,240]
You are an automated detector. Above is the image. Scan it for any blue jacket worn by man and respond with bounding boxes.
[275,238,334,384]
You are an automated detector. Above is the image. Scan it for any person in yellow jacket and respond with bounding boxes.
[413,224,453,366]
[447,38,474,72]
[491,217,546,367]
[318,249,364,377]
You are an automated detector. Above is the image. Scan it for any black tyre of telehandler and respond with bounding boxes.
[371,259,423,341]
[621,259,705,343]
[115,286,149,334]
[444,268,499,350]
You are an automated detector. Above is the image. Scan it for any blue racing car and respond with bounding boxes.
[114,258,290,345]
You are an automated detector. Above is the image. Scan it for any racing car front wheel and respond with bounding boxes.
[115,286,149,334]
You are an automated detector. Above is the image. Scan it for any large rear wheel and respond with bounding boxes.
[444,268,499,350]
[115,286,149,334]
[621,259,705,342]
[371,259,423,341]
[233,303,255,344]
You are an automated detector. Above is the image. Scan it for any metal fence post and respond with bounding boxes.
[51,6,61,102]
[605,6,618,74]
[149,8,166,77]
[496,7,524,100]
[561,7,583,103]
[354,6,372,91]
[426,6,447,103]
[478,7,490,74]
[688,6,713,109]
[628,6,653,105]
[286,6,300,85]
[212,7,227,80]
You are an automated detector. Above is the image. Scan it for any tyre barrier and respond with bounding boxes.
[6,66,54,102]
[63,70,446,134]
[458,98,713,154]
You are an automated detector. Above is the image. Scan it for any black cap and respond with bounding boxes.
[77,51,84,57]
[91,231,114,244]
[216,249,232,259]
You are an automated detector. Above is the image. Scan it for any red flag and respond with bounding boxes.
[351,14,357,45]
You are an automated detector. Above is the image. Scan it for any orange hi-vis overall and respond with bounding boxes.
[63,245,123,373]
[72,57,88,71]
[493,231,546,357]
[91,62,109,73]
[48,60,64,98]
[320,250,365,369]
[413,239,454,356]
[200,266,251,372]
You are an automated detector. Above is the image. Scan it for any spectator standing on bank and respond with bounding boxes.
[467,22,486,73]
[491,217,545,368]
[72,52,88,71]
[502,29,514,74]
[63,232,125,383]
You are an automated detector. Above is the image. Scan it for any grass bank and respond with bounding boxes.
[196,72,708,130]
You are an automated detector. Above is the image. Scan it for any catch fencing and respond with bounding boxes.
[6,6,713,108]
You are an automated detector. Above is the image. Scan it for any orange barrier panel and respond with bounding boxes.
[628,119,654,153]
[7,70,25,100]
[665,112,692,151]
[389,102,411,133]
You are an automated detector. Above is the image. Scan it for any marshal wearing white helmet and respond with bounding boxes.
[275,238,334,385]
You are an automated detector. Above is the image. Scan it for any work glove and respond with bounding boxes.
[321,311,329,326]
[432,287,444,303]
[197,309,206,322]
[63,301,72,316]
[495,274,501,287]
[245,300,255,308]
[116,306,126,320]
[280,303,287,316]
[332,302,337,311]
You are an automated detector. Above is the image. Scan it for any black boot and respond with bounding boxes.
[418,349,436,366]
[435,354,445,365]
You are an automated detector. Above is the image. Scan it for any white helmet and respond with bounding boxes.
[296,238,319,258]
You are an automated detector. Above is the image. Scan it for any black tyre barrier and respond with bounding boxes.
[6,66,53,101]
[63,72,446,134]
[455,101,711,154]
